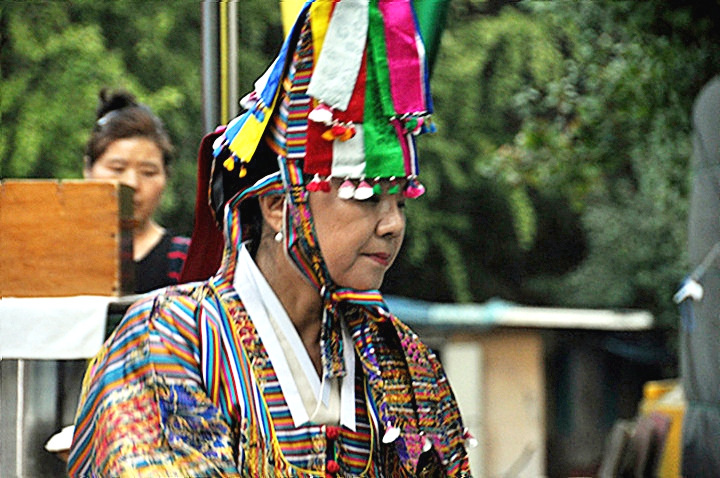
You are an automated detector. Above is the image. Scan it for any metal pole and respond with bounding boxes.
[227,1,239,120]
[219,1,239,124]
[219,1,228,124]
[201,1,219,133]
[16,360,25,477]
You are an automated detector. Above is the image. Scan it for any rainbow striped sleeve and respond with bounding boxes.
[67,287,240,477]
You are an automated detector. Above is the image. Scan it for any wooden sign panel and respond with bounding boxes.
[0,180,134,297]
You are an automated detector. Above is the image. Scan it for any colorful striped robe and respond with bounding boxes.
[68,261,471,477]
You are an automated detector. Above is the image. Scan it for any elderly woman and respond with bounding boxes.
[68,1,472,476]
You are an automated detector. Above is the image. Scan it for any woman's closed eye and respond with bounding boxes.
[140,168,162,178]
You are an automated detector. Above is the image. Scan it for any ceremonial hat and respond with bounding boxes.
[213,0,434,204]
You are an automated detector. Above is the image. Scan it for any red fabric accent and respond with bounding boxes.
[304,53,366,177]
[304,120,333,176]
[318,179,331,192]
[326,460,340,473]
[179,130,226,283]
[335,50,366,124]
[326,426,340,440]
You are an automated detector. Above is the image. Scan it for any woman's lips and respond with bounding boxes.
[365,252,391,267]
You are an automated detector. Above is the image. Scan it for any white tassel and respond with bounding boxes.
[337,179,356,200]
[382,422,400,444]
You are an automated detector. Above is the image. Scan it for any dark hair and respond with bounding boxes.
[84,88,174,169]
[211,137,280,241]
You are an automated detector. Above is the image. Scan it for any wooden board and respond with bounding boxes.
[0,180,134,297]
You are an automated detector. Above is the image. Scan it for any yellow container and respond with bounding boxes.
[639,379,685,477]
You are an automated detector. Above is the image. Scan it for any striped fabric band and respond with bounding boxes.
[345,308,471,476]
[232,307,375,475]
[223,171,285,253]
[201,280,278,471]
[278,156,391,383]
[269,20,315,161]
[331,288,387,313]
[223,1,313,165]
[391,119,420,177]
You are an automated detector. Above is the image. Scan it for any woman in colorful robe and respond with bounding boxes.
[69,1,473,476]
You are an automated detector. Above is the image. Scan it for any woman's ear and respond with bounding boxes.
[257,194,285,235]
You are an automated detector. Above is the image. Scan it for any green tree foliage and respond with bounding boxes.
[4,1,720,341]
[516,1,704,328]
[388,0,720,338]
[388,2,587,303]
[0,1,282,235]
[0,0,202,234]
[1,2,131,179]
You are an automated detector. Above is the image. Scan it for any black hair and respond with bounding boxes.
[209,137,282,256]
[84,88,174,170]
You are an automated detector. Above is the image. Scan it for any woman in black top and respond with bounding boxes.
[83,88,189,293]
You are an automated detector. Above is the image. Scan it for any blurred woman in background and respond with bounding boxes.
[83,89,189,293]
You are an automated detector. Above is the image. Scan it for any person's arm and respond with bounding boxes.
[68,292,239,477]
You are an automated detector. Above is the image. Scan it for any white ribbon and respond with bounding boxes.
[306,0,369,111]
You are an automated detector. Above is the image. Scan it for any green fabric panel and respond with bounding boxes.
[413,0,451,74]
[367,0,394,116]
[364,0,405,178]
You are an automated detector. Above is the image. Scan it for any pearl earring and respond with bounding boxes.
[274,231,283,243]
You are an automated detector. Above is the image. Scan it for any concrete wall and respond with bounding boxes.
[442,329,546,477]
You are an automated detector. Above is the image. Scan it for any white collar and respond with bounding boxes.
[233,244,356,430]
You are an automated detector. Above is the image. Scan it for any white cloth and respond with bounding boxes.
[233,245,356,430]
[0,296,112,360]
[306,0,369,110]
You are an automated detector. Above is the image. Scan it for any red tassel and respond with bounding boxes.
[306,174,321,192]
[326,460,340,473]
[402,178,425,198]
[326,426,340,440]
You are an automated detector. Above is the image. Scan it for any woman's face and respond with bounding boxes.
[85,137,167,228]
[308,181,406,291]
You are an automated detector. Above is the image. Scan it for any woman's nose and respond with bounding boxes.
[119,168,138,190]
[376,198,405,238]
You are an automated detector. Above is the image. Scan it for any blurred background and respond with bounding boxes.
[2,0,720,476]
